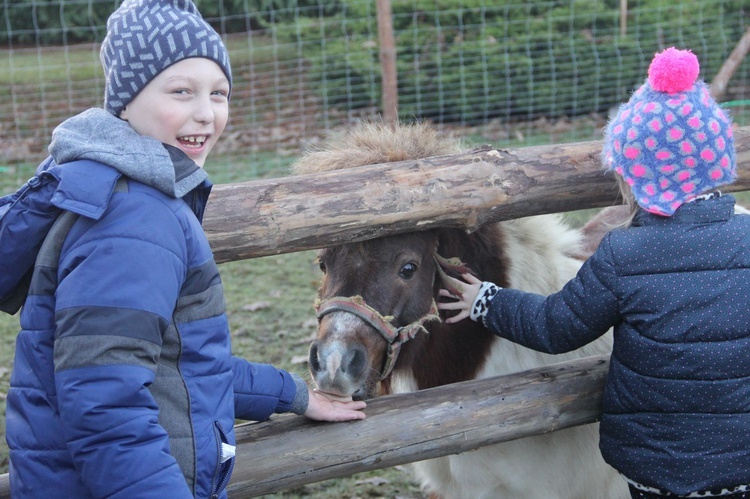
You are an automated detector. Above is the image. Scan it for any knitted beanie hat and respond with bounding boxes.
[602,47,736,216]
[101,0,232,117]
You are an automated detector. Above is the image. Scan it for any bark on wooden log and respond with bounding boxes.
[206,126,750,263]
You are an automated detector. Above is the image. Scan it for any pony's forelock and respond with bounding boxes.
[291,120,464,175]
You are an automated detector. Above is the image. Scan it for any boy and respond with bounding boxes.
[5,1,365,497]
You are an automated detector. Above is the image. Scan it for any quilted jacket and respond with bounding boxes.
[6,109,306,498]
[483,194,750,494]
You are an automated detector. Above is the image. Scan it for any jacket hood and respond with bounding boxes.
[49,108,207,198]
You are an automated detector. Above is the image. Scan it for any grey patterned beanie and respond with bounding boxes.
[101,0,232,116]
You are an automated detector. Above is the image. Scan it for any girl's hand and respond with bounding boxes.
[304,388,367,422]
[437,273,483,324]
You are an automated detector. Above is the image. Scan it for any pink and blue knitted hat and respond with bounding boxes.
[602,47,736,216]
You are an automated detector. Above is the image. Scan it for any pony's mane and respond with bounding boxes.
[291,121,464,175]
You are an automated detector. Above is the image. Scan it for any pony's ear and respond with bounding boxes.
[434,253,478,297]
[435,253,475,276]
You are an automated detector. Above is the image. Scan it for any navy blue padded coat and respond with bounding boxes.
[483,194,750,495]
[6,109,305,498]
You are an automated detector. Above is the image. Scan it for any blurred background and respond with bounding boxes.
[1,0,748,183]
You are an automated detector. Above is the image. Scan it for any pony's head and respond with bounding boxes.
[309,232,443,399]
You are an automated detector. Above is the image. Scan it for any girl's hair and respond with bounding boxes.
[614,174,639,228]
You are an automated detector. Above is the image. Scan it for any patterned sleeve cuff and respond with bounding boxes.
[470,281,501,323]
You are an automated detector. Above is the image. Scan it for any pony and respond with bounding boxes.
[292,121,628,499]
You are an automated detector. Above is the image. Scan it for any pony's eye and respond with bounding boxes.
[318,260,326,273]
[399,262,417,279]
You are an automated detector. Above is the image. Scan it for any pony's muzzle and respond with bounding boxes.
[308,338,369,397]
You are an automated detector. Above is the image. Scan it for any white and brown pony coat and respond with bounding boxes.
[293,121,628,499]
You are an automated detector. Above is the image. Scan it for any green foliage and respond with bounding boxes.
[198,0,345,20]
[279,0,749,123]
[1,0,747,125]
[1,0,115,46]
[0,0,340,46]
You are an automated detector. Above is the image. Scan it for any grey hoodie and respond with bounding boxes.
[49,108,207,199]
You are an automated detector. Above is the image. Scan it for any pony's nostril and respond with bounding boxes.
[308,343,322,374]
[343,346,367,378]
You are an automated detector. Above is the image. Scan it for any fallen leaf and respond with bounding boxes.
[242,301,271,311]
[355,477,390,486]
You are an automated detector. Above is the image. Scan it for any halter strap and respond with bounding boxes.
[315,295,439,381]
[315,296,399,343]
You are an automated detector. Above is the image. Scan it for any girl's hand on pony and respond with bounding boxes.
[437,273,483,324]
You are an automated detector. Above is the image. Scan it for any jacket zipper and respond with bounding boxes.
[210,420,234,499]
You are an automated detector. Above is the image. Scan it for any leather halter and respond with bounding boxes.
[314,254,472,381]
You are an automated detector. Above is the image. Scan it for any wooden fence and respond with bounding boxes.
[0,127,748,497]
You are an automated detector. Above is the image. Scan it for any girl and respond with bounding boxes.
[438,48,750,498]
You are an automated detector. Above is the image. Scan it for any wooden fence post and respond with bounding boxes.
[377,0,398,124]
[711,27,750,101]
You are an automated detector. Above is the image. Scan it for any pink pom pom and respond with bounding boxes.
[648,47,700,94]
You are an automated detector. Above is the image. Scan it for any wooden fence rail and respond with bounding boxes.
[0,127,748,497]
[228,355,610,497]
[205,127,750,263]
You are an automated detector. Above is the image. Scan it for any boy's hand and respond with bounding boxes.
[437,273,483,324]
[304,388,367,422]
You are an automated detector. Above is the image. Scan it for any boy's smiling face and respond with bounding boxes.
[119,57,230,168]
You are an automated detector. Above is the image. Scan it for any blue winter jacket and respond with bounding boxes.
[483,194,750,495]
[5,109,307,498]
